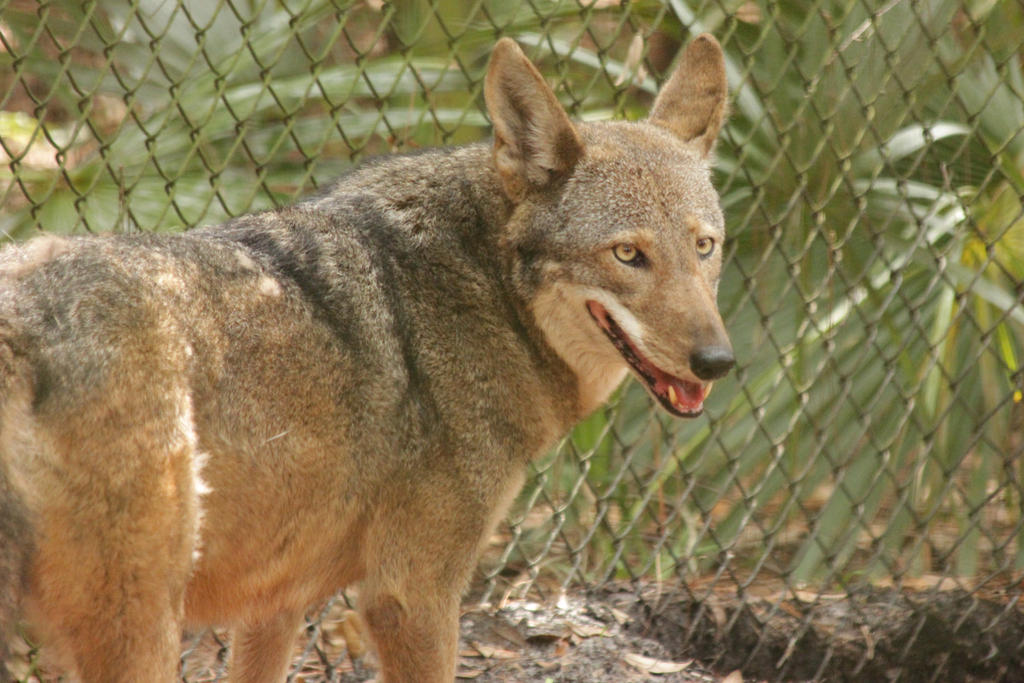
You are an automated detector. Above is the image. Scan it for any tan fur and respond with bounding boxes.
[650,34,729,156]
[531,282,629,414]
[0,35,732,682]
[1,235,70,280]
[485,39,584,201]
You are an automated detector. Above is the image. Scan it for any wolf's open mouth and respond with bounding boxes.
[586,300,708,417]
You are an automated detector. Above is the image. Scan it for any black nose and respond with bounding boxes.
[690,345,735,381]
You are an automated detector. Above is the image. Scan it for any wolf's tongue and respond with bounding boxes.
[662,379,705,413]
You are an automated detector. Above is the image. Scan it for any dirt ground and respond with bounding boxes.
[7,581,1023,681]
[450,584,1023,683]
[190,580,1022,682]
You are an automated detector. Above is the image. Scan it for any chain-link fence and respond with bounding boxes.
[2,0,1023,681]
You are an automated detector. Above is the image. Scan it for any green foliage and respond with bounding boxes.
[510,0,1024,591]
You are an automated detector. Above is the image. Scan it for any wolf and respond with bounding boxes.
[0,34,733,682]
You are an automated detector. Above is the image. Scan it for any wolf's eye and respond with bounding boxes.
[612,243,644,266]
[696,237,715,258]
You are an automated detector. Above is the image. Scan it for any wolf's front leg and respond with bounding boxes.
[361,585,460,683]
[358,486,488,683]
[227,610,304,683]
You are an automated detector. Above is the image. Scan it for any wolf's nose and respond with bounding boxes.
[690,346,735,380]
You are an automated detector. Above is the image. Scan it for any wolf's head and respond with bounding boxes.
[487,35,733,418]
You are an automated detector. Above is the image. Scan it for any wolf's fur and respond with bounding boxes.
[0,35,732,682]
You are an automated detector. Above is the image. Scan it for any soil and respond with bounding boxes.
[8,582,1023,682]
[448,583,1024,683]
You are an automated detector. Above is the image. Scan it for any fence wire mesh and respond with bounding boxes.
[2,0,1023,681]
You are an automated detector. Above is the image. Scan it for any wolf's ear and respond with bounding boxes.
[485,38,584,201]
[649,34,728,158]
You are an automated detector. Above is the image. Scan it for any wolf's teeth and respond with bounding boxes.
[705,382,713,398]
[667,385,678,407]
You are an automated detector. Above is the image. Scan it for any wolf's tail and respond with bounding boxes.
[0,470,30,680]
[0,342,32,680]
